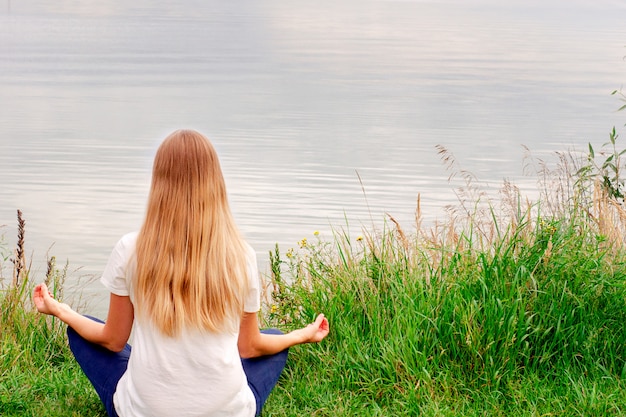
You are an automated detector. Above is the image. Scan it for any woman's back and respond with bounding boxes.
[115,318,254,416]
[102,232,261,417]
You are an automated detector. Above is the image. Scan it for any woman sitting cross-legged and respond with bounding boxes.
[33,129,330,417]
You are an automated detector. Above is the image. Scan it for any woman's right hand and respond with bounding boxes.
[33,282,66,317]
[299,313,330,344]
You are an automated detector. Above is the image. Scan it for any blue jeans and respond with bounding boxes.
[67,316,288,417]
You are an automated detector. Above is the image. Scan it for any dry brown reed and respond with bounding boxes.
[592,180,626,252]
[387,213,409,253]
[11,209,26,287]
[414,145,626,276]
[433,146,533,261]
[522,142,626,252]
[45,255,56,286]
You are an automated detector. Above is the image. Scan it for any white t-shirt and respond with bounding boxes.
[100,232,261,417]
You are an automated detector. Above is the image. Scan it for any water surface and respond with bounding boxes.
[1,0,624,312]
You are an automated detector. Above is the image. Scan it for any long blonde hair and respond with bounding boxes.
[133,129,249,336]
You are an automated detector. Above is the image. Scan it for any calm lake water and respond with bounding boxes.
[1,0,625,313]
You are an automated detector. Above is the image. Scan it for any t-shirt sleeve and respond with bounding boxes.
[244,244,261,313]
[100,232,137,297]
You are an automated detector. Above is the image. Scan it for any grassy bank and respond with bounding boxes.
[263,206,626,416]
[3,135,626,415]
[260,136,626,415]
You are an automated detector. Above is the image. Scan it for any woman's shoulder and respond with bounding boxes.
[116,231,139,250]
[101,232,139,295]
[242,241,258,267]
[243,241,255,256]
[105,232,139,262]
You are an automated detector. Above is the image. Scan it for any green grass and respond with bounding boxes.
[261,212,626,415]
[259,143,626,415]
[1,251,106,416]
[3,142,626,416]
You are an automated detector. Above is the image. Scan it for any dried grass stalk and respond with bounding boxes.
[11,209,25,287]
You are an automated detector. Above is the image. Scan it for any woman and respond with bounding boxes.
[33,129,330,417]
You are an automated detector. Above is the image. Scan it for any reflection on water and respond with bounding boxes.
[0,0,624,313]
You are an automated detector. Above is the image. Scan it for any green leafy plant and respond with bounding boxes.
[587,127,625,200]
[579,91,626,202]
[611,88,626,119]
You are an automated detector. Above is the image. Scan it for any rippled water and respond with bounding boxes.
[1,0,624,312]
